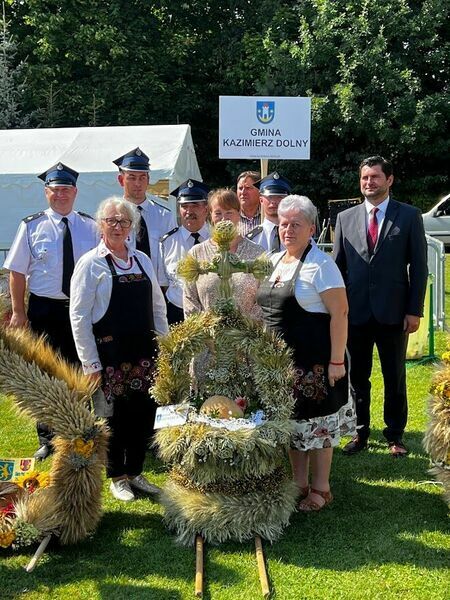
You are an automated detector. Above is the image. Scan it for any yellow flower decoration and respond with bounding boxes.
[441,351,450,364]
[15,470,50,492]
[73,438,95,459]
[212,221,236,250]
[431,381,450,400]
[177,253,203,282]
[0,529,15,548]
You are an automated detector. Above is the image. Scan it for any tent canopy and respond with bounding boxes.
[0,124,201,251]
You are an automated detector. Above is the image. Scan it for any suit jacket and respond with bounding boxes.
[333,199,428,326]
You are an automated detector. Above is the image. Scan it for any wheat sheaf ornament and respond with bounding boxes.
[152,221,298,597]
[424,350,450,505]
[0,297,108,569]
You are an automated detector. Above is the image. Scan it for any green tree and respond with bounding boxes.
[6,0,449,207]
[0,1,30,128]
[228,0,449,206]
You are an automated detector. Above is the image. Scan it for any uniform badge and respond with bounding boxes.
[57,163,63,170]
[136,148,142,156]
[273,172,279,179]
[188,180,193,188]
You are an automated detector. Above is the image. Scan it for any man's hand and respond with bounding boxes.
[404,314,420,334]
[9,311,28,328]
[9,271,27,329]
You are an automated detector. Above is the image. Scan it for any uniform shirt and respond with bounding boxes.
[4,208,98,299]
[246,219,284,253]
[268,244,345,313]
[158,223,210,308]
[69,239,169,374]
[126,195,177,275]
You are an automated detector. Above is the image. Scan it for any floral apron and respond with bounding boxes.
[93,254,158,406]
[256,245,348,420]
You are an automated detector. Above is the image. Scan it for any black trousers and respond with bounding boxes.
[28,294,79,446]
[348,318,408,443]
[166,300,184,326]
[106,390,156,478]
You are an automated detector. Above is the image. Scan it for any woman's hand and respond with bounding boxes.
[328,362,346,387]
[88,371,103,386]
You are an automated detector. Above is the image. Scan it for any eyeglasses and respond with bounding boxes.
[102,218,132,228]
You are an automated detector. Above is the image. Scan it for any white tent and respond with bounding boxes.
[0,124,202,259]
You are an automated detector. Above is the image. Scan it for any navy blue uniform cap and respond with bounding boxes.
[255,172,292,196]
[38,163,78,187]
[171,179,209,203]
[113,147,150,172]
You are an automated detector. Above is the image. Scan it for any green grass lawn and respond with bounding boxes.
[1,288,450,599]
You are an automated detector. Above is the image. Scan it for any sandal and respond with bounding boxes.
[298,488,333,512]
[298,485,310,500]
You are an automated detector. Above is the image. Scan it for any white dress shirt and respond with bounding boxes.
[247,219,285,253]
[4,208,98,299]
[158,223,210,308]
[69,239,169,374]
[364,196,390,236]
[126,195,177,275]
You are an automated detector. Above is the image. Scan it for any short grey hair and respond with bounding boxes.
[95,196,140,232]
[278,195,317,225]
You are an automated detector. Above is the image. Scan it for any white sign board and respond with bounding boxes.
[154,405,188,429]
[219,96,311,160]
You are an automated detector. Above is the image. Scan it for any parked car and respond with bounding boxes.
[422,194,450,247]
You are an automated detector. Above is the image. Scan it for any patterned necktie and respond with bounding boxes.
[271,225,281,252]
[137,205,151,257]
[191,232,201,245]
[367,207,379,254]
[61,217,74,297]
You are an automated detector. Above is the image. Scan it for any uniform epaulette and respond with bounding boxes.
[154,201,171,212]
[160,226,179,243]
[23,211,45,223]
[246,225,263,240]
[77,211,95,220]
[148,195,171,212]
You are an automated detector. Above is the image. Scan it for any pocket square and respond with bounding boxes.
[388,226,401,240]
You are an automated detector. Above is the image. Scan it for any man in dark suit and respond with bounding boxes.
[333,156,428,457]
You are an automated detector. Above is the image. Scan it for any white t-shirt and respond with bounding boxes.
[269,244,345,313]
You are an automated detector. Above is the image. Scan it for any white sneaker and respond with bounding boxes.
[110,479,135,502]
[129,474,161,496]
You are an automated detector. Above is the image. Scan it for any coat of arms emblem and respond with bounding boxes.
[256,101,275,124]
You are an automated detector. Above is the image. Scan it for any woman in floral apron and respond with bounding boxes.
[257,195,356,511]
[70,197,168,502]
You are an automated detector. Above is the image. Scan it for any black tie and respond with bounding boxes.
[271,225,281,252]
[137,205,151,257]
[61,217,74,297]
[191,232,201,245]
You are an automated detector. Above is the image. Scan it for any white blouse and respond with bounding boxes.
[69,240,168,374]
[269,244,345,313]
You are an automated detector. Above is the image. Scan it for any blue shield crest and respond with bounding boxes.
[256,101,275,124]
[0,460,14,481]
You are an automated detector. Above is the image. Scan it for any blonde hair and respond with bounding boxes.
[208,188,240,212]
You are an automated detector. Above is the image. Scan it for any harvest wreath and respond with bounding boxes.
[152,221,298,548]
[424,349,450,505]
[0,298,108,566]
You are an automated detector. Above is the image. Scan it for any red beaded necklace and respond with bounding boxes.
[110,254,134,271]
